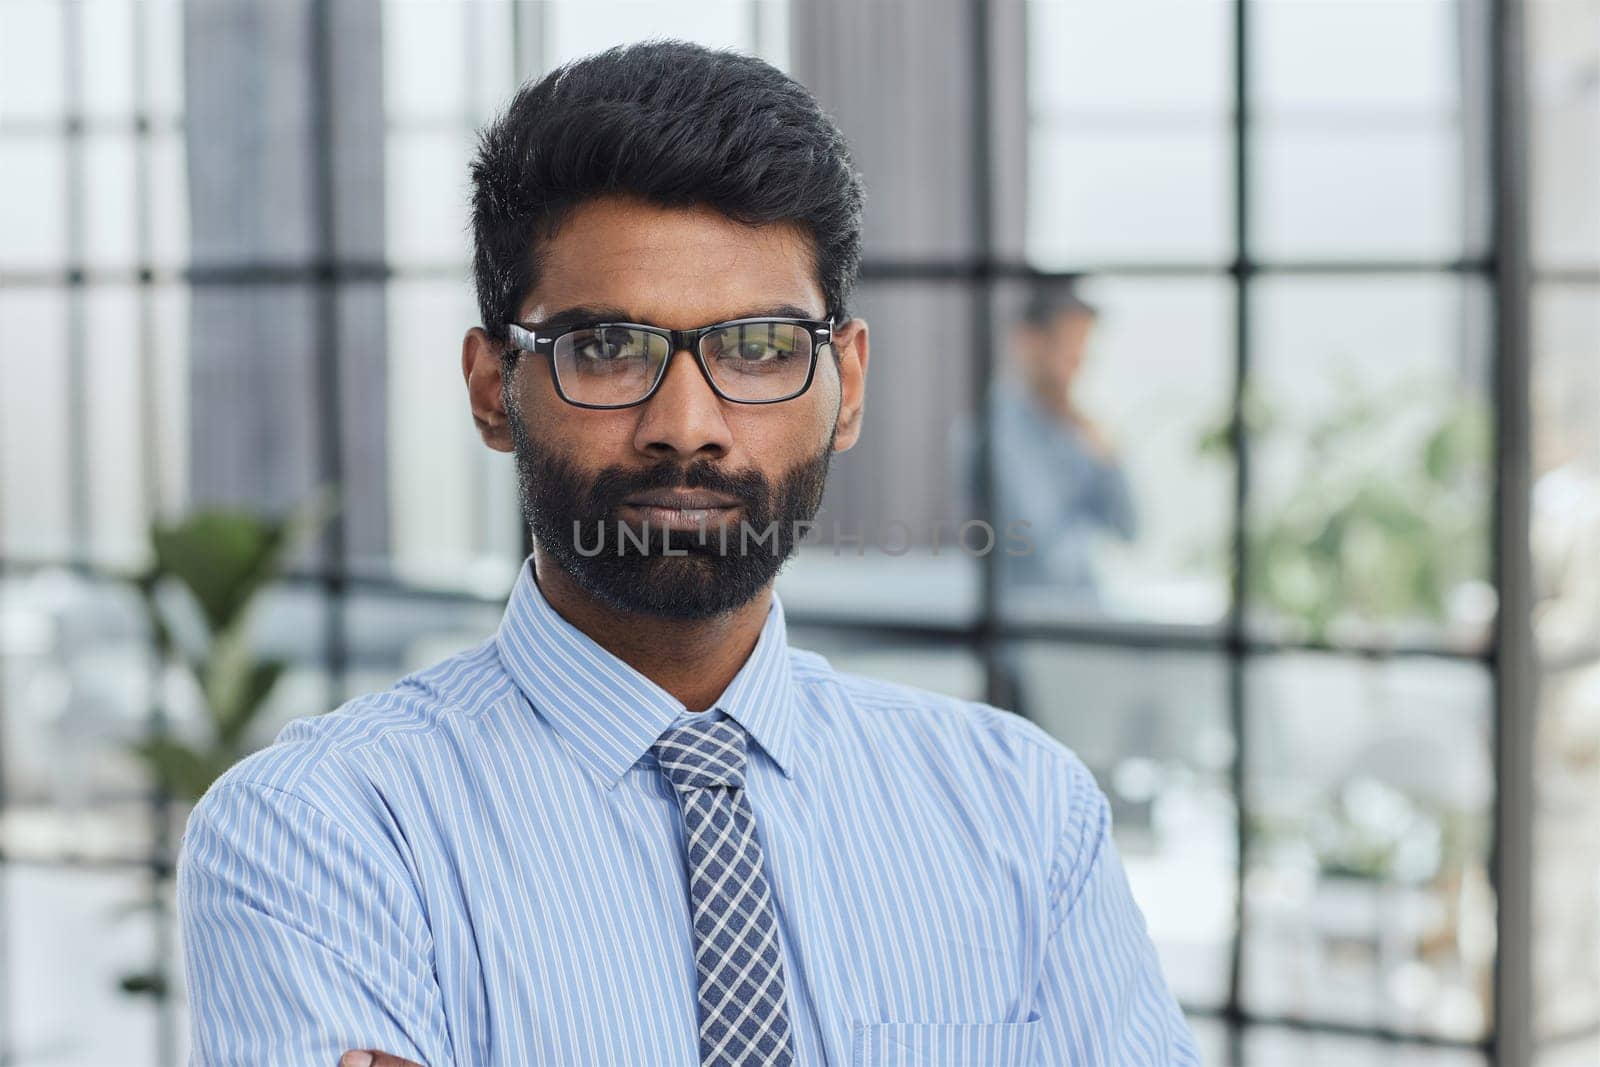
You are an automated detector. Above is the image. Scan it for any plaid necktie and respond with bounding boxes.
[652,716,797,1067]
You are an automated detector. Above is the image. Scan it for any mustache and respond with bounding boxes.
[585,460,770,512]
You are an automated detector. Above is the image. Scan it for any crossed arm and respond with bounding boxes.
[181,762,1193,1067]
[178,777,455,1067]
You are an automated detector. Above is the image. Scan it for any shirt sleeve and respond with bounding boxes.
[177,776,455,1067]
[1033,763,1200,1066]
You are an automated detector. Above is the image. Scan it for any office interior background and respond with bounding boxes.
[0,0,1597,1064]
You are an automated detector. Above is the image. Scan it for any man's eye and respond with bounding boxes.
[737,341,781,361]
[575,330,641,360]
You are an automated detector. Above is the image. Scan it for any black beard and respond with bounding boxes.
[507,408,833,620]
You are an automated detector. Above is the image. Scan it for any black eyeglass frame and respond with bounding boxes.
[503,316,835,409]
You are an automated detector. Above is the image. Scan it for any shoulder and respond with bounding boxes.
[788,647,1105,857]
[189,636,512,829]
[791,646,1075,759]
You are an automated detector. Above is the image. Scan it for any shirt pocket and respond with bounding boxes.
[850,1011,1041,1067]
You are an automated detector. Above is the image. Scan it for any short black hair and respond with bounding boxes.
[469,40,865,343]
[1019,275,1099,329]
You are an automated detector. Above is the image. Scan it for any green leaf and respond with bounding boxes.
[149,512,285,634]
[119,971,169,998]
[203,637,286,748]
[126,738,231,802]
[148,490,337,637]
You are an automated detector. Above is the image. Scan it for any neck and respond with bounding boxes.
[1013,372,1073,424]
[529,546,772,713]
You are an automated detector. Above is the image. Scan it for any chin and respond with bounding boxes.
[577,553,772,621]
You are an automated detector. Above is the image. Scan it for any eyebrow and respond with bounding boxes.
[527,303,823,330]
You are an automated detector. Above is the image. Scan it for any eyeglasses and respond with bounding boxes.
[503,316,832,409]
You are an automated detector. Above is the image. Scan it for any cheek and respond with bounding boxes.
[728,401,834,467]
[797,367,842,448]
[812,356,843,421]
[516,382,635,453]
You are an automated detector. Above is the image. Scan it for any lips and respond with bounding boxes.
[622,490,740,509]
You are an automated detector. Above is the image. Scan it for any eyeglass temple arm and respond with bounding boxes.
[505,323,540,351]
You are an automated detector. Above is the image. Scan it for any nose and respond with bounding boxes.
[631,346,734,460]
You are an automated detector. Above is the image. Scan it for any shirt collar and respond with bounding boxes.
[494,555,800,790]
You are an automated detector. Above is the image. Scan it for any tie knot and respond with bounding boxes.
[650,716,748,790]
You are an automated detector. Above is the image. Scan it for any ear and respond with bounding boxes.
[830,317,869,453]
[462,326,514,453]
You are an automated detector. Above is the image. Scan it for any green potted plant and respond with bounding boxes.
[117,490,333,999]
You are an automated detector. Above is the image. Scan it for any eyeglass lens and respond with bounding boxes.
[551,322,815,405]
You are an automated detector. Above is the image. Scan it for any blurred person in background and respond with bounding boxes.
[949,277,1138,611]
[176,41,1197,1067]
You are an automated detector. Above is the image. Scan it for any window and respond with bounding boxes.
[0,1,1585,1063]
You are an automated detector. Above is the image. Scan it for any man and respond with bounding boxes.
[949,279,1138,609]
[178,41,1198,1067]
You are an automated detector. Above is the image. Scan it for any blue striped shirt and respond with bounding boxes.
[178,556,1199,1066]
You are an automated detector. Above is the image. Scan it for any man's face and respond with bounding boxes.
[1017,309,1094,398]
[472,195,868,620]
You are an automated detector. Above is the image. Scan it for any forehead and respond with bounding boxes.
[522,195,825,328]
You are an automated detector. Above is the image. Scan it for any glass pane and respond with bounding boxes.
[1249,0,1480,261]
[786,630,983,703]
[1536,1031,1600,1067]
[1530,283,1600,1039]
[1241,1024,1489,1067]
[84,285,153,570]
[1528,0,1600,269]
[182,17,318,271]
[385,127,476,265]
[148,283,192,519]
[342,586,504,691]
[1252,0,1459,112]
[383,277,523,591]
[247,582,337,737]
[143,0,185,121]
[83,133,140,270]
[0,136,68,269]
[383,0,516,125]
[333,280,394,567]
[779,280,978,627]
[80,0,135,121]
[1025,0,1234,266]
[1247,275,1495,648]
[1533,652,1600,1040]
[982,276,1234,626]
[1244,653,1495,1041]
[0,573,334,860]
[543,0,780,70]
[0,286,73,558]
[0,0,66,119]
[1027,129,1233,267]
[1028,0,1232,114]
[185,281,331,571]
[1253,127,1465,261]
[148,130,191,270]
[1532,284,1600,493]
[383,0,470,121]
[4,865,162,1067]
[1012,644,1236,1009]
[0,569,156,863]
[1,804,155,867]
